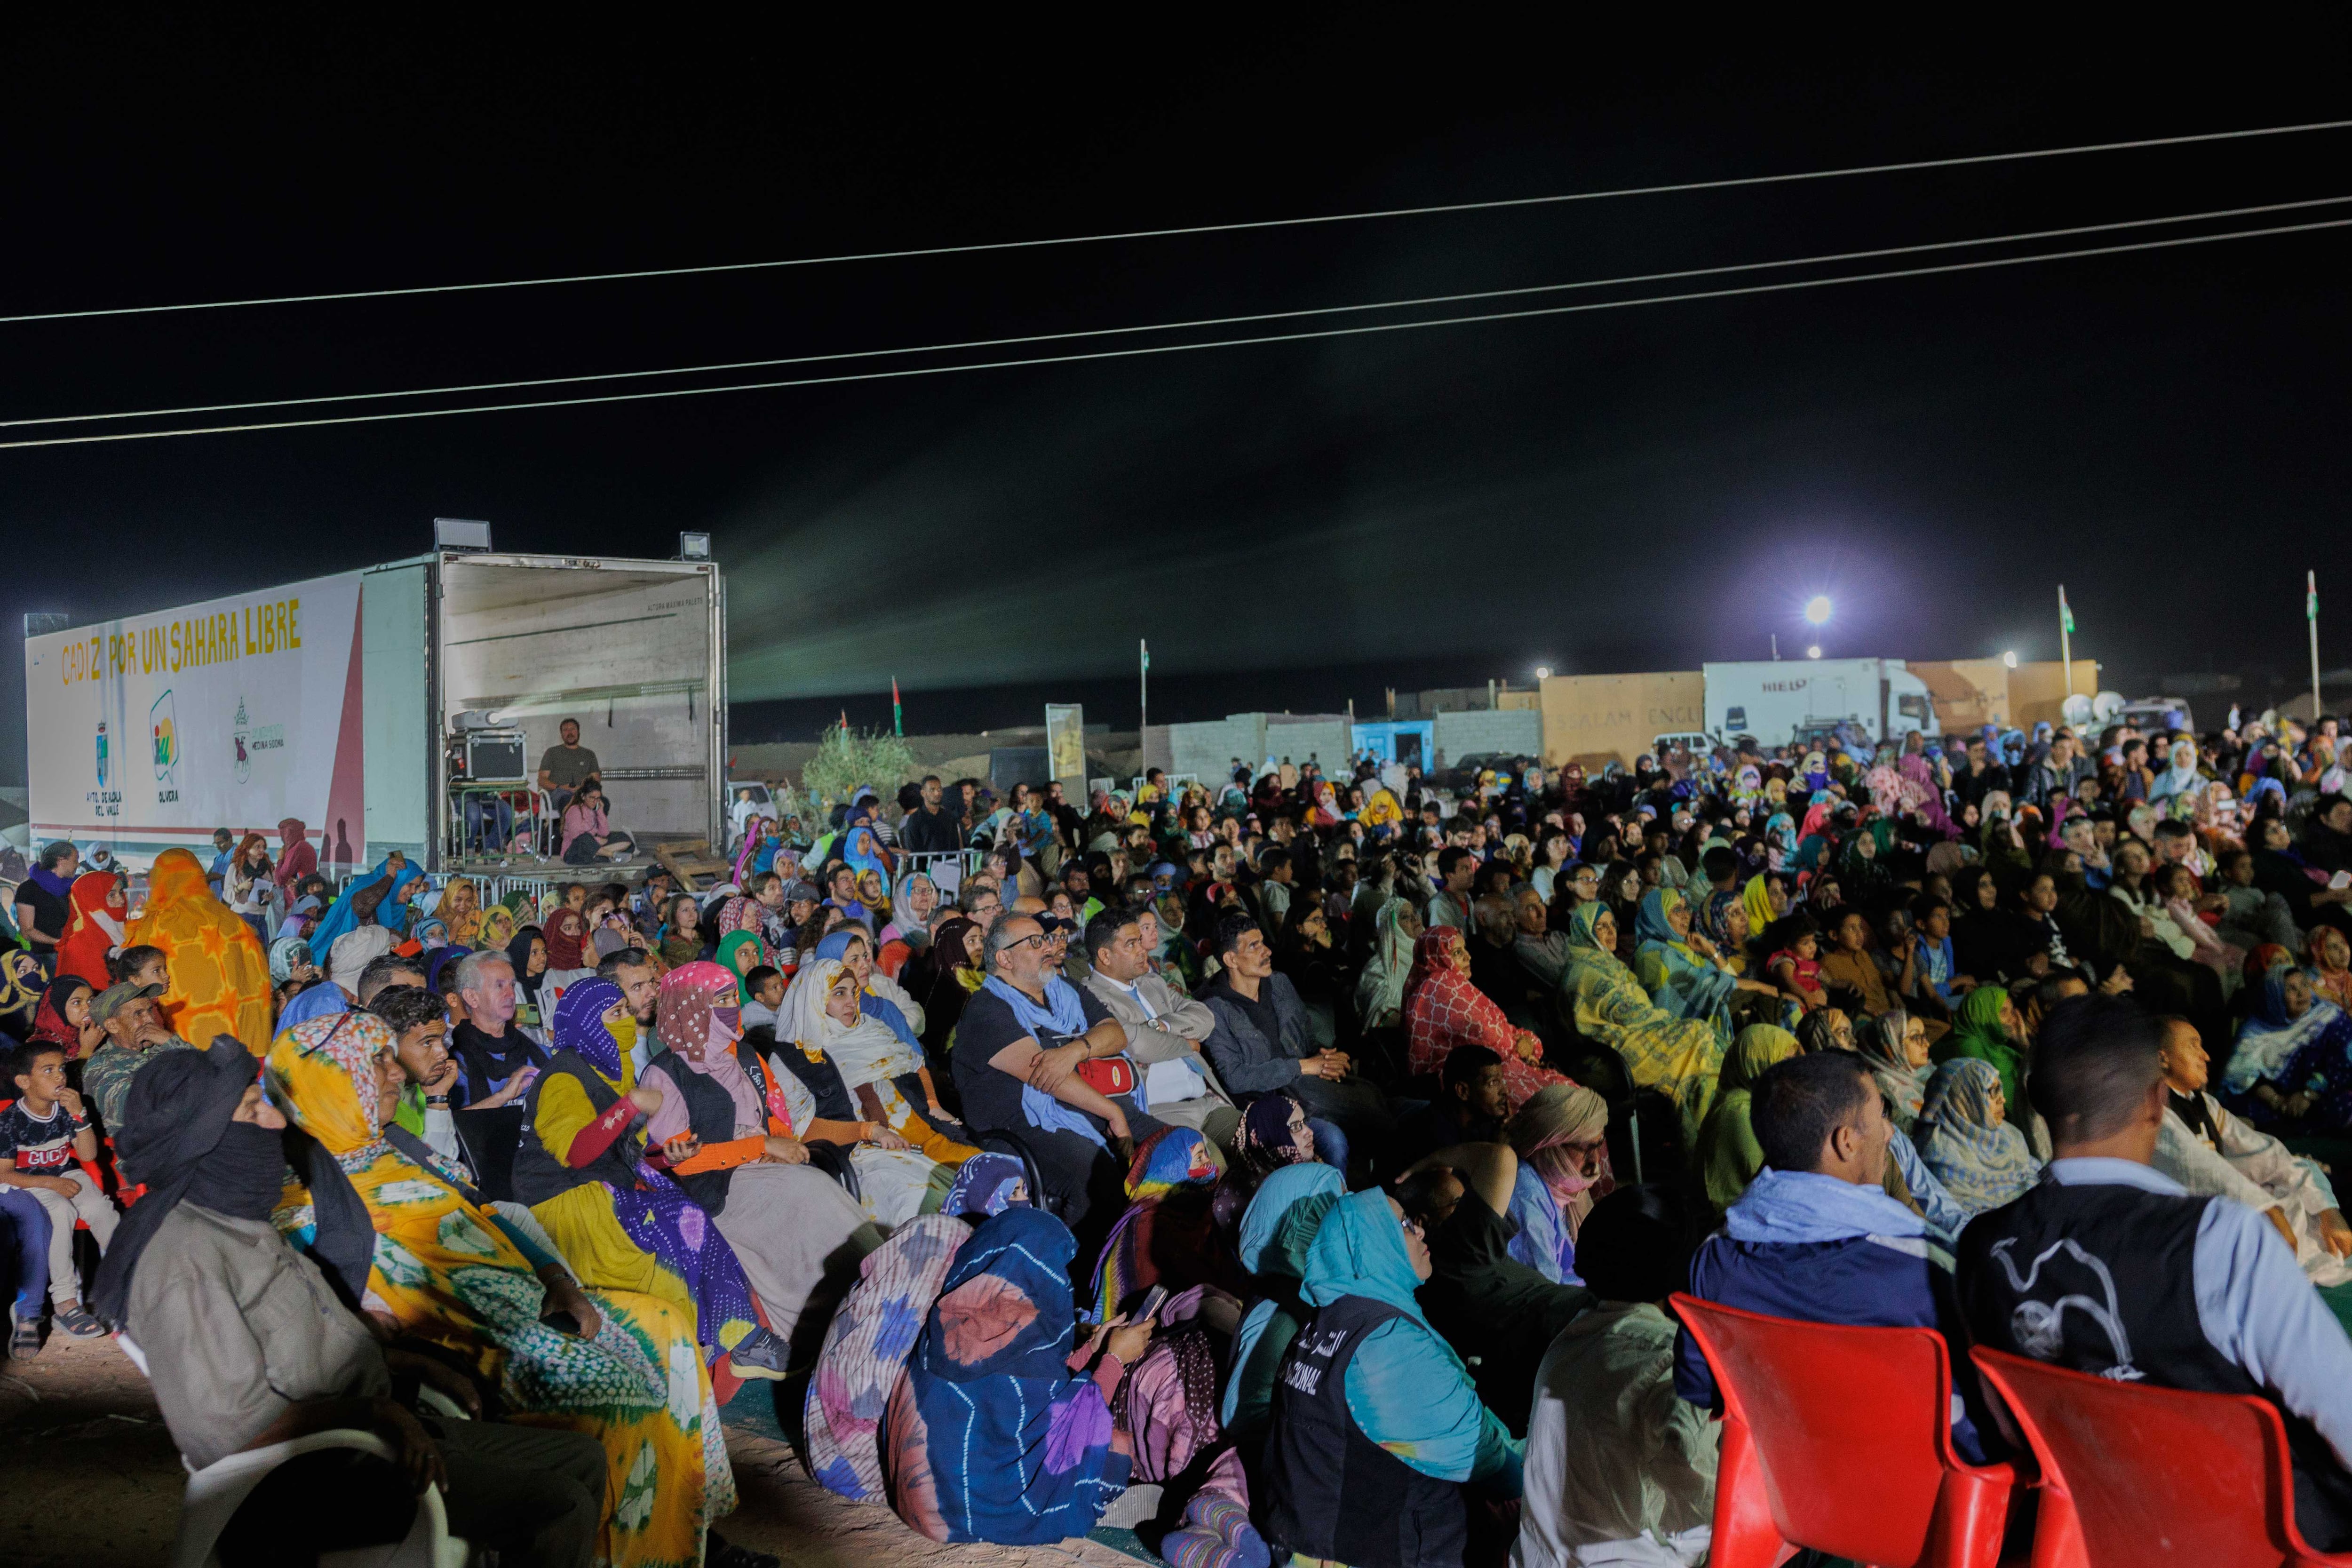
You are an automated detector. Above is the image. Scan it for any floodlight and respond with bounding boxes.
[1803,595,1833,626]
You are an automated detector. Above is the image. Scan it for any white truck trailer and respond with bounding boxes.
[24,549,727,876]
[1702,658,1936,749]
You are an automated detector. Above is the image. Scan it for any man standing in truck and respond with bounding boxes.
[536,717,601,815]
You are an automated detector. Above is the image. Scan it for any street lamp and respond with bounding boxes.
[1534,665,1554,681]
[2002,650,2018,669]
[1804,595,1833,627]
[1806,645,1823,660]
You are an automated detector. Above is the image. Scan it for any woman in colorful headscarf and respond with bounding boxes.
[1738,872,1788,949]
[881,871,940,951]
[777,955,973,1168]
[512,971,792,1399]
[1930,982,2027,1113]
[841,820,896,890]
[1630,887,1753,1042]
[431,876,484,947]
[0,949,46,1042]
[882,1207,1140,1544]
[1854,1008,1932,1131]
[714,929,766,1003]
[54,870,127,990]
[2228,960,2352,1130]
[713,894,771,967]
[474,901,518,958]
[121,846,274,1055]
[1487,1083,1610,1288]
[27,973,101,1059]
[1403,926,1566,1110]
[628,968,879,1350]
[1358,786,1406,837]
[302,852,422,958]
[1089,1126,1244,1324]
[1559,902,1729,1143]
[1354,896,1422,1031]
[544,903,593,976]
[1692,1024,1803,1217]
[1914,1058,2043,1217]
[264,1010,736,1568]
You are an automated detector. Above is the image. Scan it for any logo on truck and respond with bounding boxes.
[151,689,180,802]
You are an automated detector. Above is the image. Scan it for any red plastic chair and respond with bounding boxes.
[1972,1345,2352,1568]
[1672,1292,2018,1568]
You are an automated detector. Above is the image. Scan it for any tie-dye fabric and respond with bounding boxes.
[266,1011,732,1567]
[882,1208,1131,1543]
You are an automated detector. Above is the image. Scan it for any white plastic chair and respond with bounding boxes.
[172,1429,469,1568]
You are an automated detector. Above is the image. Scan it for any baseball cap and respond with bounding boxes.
[90,980,165,1024]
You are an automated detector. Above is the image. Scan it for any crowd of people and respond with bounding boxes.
[10,709,2352,1564]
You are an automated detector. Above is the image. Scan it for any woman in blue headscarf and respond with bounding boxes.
[1630,887,1744,1040]
[2229,960,2352,1131]
[301,853,424,958]
[883,1208,1139,1544]
[1259,1187,1521,1561]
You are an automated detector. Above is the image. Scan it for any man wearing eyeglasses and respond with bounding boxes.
[951,915,1164,1248]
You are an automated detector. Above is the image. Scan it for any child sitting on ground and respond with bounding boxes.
[0,1044,118,1341]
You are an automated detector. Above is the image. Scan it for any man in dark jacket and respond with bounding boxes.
[1674,1051,1994,1461]
[1958,994,2352,1550]
[1201,914,1394,1174]
[898,775,969,857]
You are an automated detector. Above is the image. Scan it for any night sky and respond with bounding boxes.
[4,19,2349,777]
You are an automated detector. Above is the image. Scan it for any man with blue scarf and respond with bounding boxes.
[1673,1051,1994,1462]
[950,914,1164,1249]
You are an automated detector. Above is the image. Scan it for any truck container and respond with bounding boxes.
[1535,671,1707,770]
[1702,658,1935,749]
[24,549,726,876]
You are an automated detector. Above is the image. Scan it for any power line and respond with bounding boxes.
[8,193,2344,431]
[3,213,2343,452]
[4,119,2349,327]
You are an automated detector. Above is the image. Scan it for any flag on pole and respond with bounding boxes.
[2059,586,2075,635]
[891,677,903,736]
[839,710,849,731]
[2311,571,2320,622]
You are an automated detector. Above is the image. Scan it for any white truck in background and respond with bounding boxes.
[24,548,727,876]
[1702,658,1936,749]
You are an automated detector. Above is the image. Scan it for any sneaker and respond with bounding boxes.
[705,1532,780,1568]
[54,1304,104,1338]
[724,1328,789,1382]
[7,1310,39,1358]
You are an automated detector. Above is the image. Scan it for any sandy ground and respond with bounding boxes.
[1,1334,1145,1568]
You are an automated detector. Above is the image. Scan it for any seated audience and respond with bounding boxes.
[630,971,879,1349]
[952,914,1161,1243]
[513,966,793,1393]
[1692,1023,1802,1218]
[99,1036,610,1568]
[81,979,196,1130]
